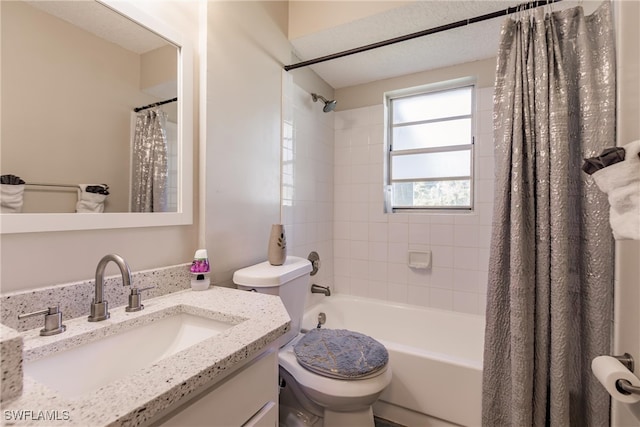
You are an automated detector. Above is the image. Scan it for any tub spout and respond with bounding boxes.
[88,254,132,322]
[311,284,331,296]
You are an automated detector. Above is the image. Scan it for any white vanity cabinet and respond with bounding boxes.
[156,349,279,426]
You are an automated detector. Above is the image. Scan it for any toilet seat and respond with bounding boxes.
[294,328,388,379]
[279,334,391,399]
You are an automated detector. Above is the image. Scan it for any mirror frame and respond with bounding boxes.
[0,0,193,234]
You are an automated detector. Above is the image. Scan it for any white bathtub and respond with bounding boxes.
[301,295,485,427]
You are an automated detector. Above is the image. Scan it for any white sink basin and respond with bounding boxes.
[24,312,234,398]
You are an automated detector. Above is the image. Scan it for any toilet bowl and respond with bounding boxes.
[279,334,392,426]
[233,256,392,427]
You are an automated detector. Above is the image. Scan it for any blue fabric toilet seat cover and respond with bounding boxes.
[293,328,389,380]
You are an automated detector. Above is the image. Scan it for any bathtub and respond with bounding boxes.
[301,295,485,427]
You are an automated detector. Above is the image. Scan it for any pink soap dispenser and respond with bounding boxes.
[190,249,210,291]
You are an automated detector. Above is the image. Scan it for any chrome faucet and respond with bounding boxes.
[311,284,331,296]
[88,254,132,322]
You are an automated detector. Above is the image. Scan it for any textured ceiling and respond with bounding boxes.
[289,0,600,89]
[25,0,170,54]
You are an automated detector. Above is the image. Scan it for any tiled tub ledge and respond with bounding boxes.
[0,287,290,426]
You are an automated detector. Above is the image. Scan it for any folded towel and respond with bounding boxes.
[582,147,626,175]
[0,183,25,213]
[76,184,108,213]
[0,174,25,185]
[592,140,640,240]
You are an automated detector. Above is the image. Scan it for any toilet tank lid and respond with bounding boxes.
[233,256,312,287]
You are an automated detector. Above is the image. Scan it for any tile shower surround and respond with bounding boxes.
[330,87,495,315]
[281,78,335,304]
[1,263,191,332]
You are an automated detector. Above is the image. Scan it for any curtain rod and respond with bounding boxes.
[283,0,563,72]
[134,97,177,113]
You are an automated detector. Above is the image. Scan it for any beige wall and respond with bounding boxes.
[141,45,179,123]
[288,1,412,40]
[290,64,334,101]
[141,45,178,96]
[202,1,334,288]
[0,1,200,292]
[335,57,496,110]
[204,1,291,286]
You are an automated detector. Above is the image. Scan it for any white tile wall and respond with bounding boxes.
[284,80,494,315]
[282,78,334,306]
[331,87,495,315]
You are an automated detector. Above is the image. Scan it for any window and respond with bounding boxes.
[386,83,475,211]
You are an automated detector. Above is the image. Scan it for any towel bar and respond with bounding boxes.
[25,182,81,190]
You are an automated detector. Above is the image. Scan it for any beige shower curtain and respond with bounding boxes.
[482,2,615,426]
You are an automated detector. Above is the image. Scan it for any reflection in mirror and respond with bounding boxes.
[1,0,178,214]
[0,0,193,233]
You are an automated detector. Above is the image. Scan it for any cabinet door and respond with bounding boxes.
[158,350,278,426]
[243,401,277,427]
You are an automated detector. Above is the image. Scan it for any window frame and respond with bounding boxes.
[384,79,476,213]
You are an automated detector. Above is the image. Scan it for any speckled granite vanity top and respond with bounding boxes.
[0,287,290,426]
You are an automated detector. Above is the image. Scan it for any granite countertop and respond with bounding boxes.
[0,287,290,426]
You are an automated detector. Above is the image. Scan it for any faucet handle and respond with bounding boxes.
[125,286,155,312]
[18,306,66,336]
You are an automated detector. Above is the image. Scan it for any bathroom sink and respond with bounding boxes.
[24,311,234,398]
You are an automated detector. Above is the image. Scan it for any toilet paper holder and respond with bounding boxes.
[614,353,634,372]
[613,353,640,396]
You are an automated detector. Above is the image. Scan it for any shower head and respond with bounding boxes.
[312,93,337,113]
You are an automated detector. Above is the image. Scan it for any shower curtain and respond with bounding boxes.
[482,2,615,426]
[131,108,169,213]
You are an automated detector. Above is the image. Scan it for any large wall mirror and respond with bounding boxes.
[0,0,193,233]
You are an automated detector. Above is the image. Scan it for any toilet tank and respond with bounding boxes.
[233,256,312,345]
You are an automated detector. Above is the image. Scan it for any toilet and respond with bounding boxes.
[233,256,392,427]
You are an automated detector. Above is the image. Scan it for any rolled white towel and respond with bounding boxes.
[76,184,107,213]
[0,184,25,213]
[592,140,640,240]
